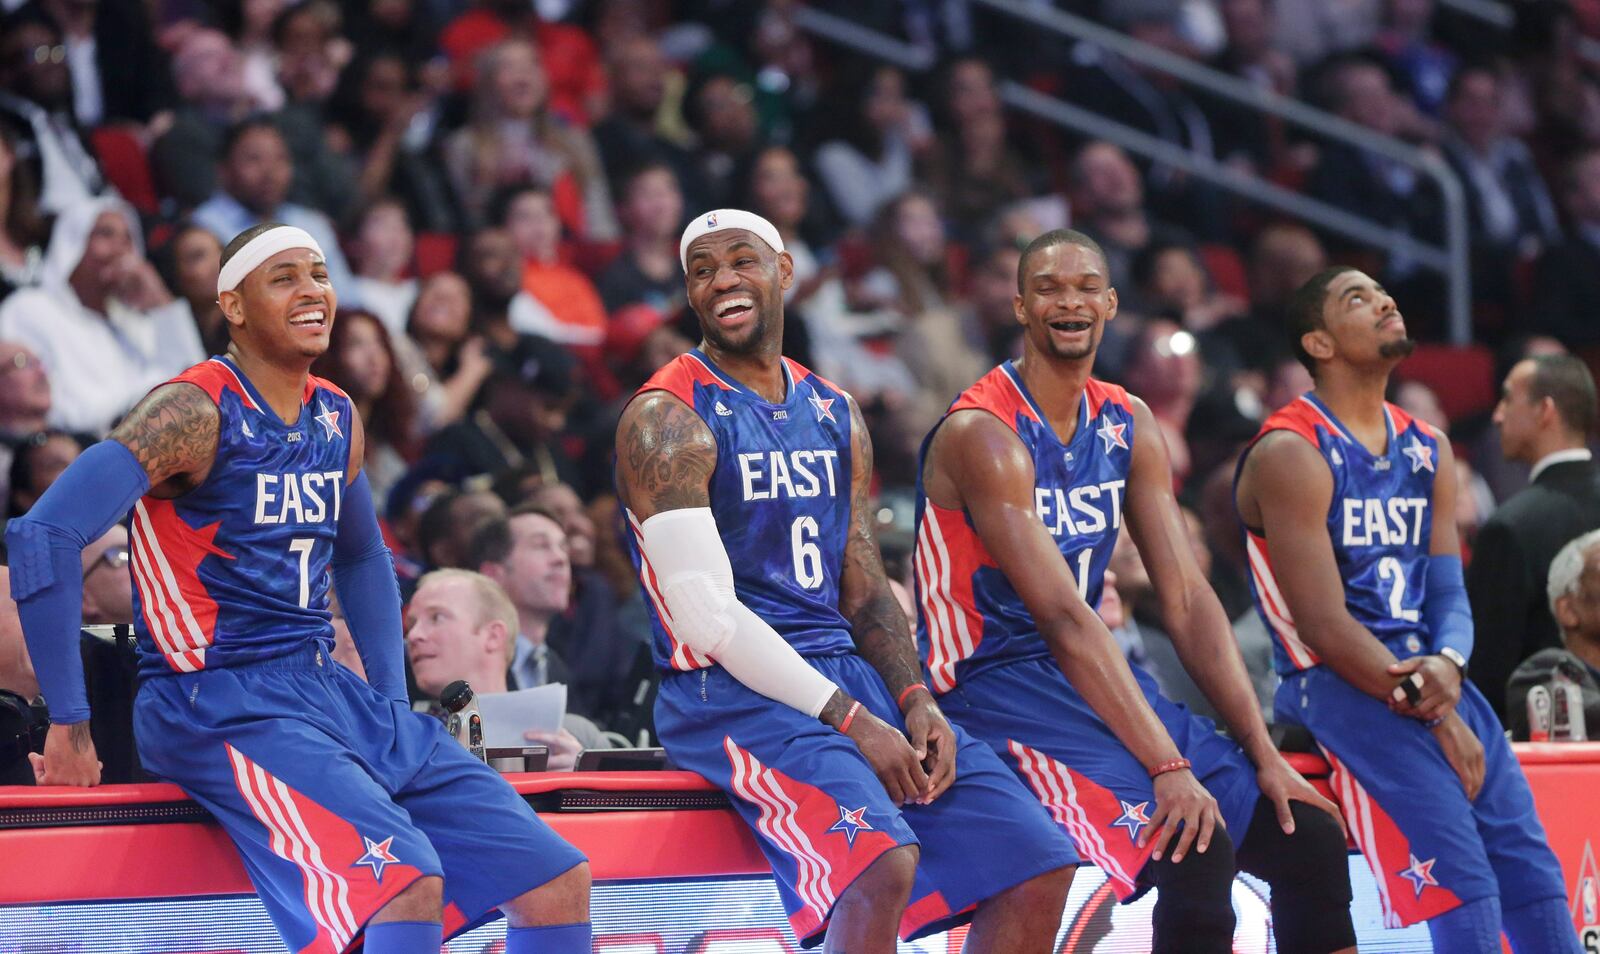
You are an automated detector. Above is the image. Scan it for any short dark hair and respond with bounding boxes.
[219,222,287,272]
[1016,229,1109,293]
[219,115,283,162]
[466,505,562,569]
[1527,354,1598,437]
[1284,266,1356,375]
[486,181,550,229]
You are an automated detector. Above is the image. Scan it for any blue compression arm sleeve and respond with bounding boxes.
[1425,554,1473,663]
[5,441,150,722]
[331,471,407,703]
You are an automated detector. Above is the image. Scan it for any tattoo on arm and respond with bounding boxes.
[109,383,219,492]
[615,392,717,517]
[839,396,923,698]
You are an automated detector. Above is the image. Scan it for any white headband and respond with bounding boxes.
[679,209,785,271]
[216,226,326,296]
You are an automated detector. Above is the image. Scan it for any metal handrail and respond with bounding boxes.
[967,0,1472,343]
[1000,82,1452,271]
[789,6,936,73]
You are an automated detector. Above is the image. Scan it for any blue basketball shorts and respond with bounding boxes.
[1275,665,1567,928]
[937,656,1262,900]
[134,645,586,953]
[654,653,1080,948]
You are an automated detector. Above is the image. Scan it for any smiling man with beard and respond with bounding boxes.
[614,208,1079,954]
[915,229,1355,954]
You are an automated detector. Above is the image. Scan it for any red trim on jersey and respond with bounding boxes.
[226,744,426,953]
[1007,740,1153,900]
[950,365,1041,428]
[916,503,990,694]
[1083,378,1132,418]
[782,356,847,398]
[1383,400,1433,439]
[899,890,960,941]
[1250,398,1328,451]
[172,360,261,411]
[625,509,712,672]
[721,736,900,945]
[1244,531,1321,671]
[130,498,233,673]
[1320,746,1464,928]
[307,374,348,405]
[633,353,732,408]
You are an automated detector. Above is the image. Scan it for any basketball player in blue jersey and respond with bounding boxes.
[916,229,1356,954]
[6,224,592,954]
[1234,267,1582,953]
[616,209,1078,953]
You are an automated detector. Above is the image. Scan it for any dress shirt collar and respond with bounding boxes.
[1530,448,1593,483]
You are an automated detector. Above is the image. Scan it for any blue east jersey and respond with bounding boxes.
[1238,393,1571,930]
[1239,394,1440,675]
[913,362,1133,693]
[624,349,855,671]
[130,356,353,677]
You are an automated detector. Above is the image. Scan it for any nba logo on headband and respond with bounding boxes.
[706,213,718,227]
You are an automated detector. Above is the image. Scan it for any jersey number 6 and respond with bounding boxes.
[792,517,823,589]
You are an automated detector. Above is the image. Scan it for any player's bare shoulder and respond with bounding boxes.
[109,381,221,497]
[924,406,1033,508]
[616,390,718,518]
[1236,428,1332,523]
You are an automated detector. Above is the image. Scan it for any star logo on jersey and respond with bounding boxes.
[1096,419,1129,454]
[1402,436,1434,473]
[827,805,874,847]
[1109,799,1152,843]
[353,835,401,882]
[809,393,837,424]
[313,401,342,441]
[1397,853,1439,898]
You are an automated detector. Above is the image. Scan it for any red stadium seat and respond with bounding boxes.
[1199,243,1250,302]
[413,232,459,277]
[89,127,159,217]
[1398,343,1498,423]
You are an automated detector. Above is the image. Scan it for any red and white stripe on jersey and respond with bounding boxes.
[227,744,359,951]
[721,737,898,941]
[1320,746,1462,928]
[130,498,230,673]
[625,509,713,672]
[1244,531,1320,671]
[916,503,987,693]
[1008,740,1146,899]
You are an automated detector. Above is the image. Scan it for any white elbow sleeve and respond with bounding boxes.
[640,508,838,718]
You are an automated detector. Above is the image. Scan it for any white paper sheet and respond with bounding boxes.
[474,684,568,749]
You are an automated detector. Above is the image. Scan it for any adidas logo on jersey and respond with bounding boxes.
[241,419,254,439]
[715,401,733,417]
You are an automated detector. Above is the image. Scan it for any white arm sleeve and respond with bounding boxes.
[640,507,839,718]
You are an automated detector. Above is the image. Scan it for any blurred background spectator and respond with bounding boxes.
[6,0,1600,748]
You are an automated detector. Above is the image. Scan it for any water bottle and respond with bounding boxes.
[1552,669,1588,742]
[1526,684,1551,742]
[441,680,487,761]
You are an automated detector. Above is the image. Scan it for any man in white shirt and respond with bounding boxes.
[0,197,203,435]
[1467,354,1600,723]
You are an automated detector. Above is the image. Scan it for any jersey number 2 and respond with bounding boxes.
[1377,555,1420,622]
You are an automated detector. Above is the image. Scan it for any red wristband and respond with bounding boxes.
[839,701,862,734]
[896,683,930,708]
[1149,757,1192,779]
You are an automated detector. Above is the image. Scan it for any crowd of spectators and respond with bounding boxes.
[4,0,1600,768]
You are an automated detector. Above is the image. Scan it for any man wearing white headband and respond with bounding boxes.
[616,209,1078,954]
[8,222,593,954]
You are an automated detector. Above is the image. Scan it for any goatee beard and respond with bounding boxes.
[1378,337,1416,360]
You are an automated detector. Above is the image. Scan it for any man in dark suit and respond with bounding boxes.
[1467,354,1600,722]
